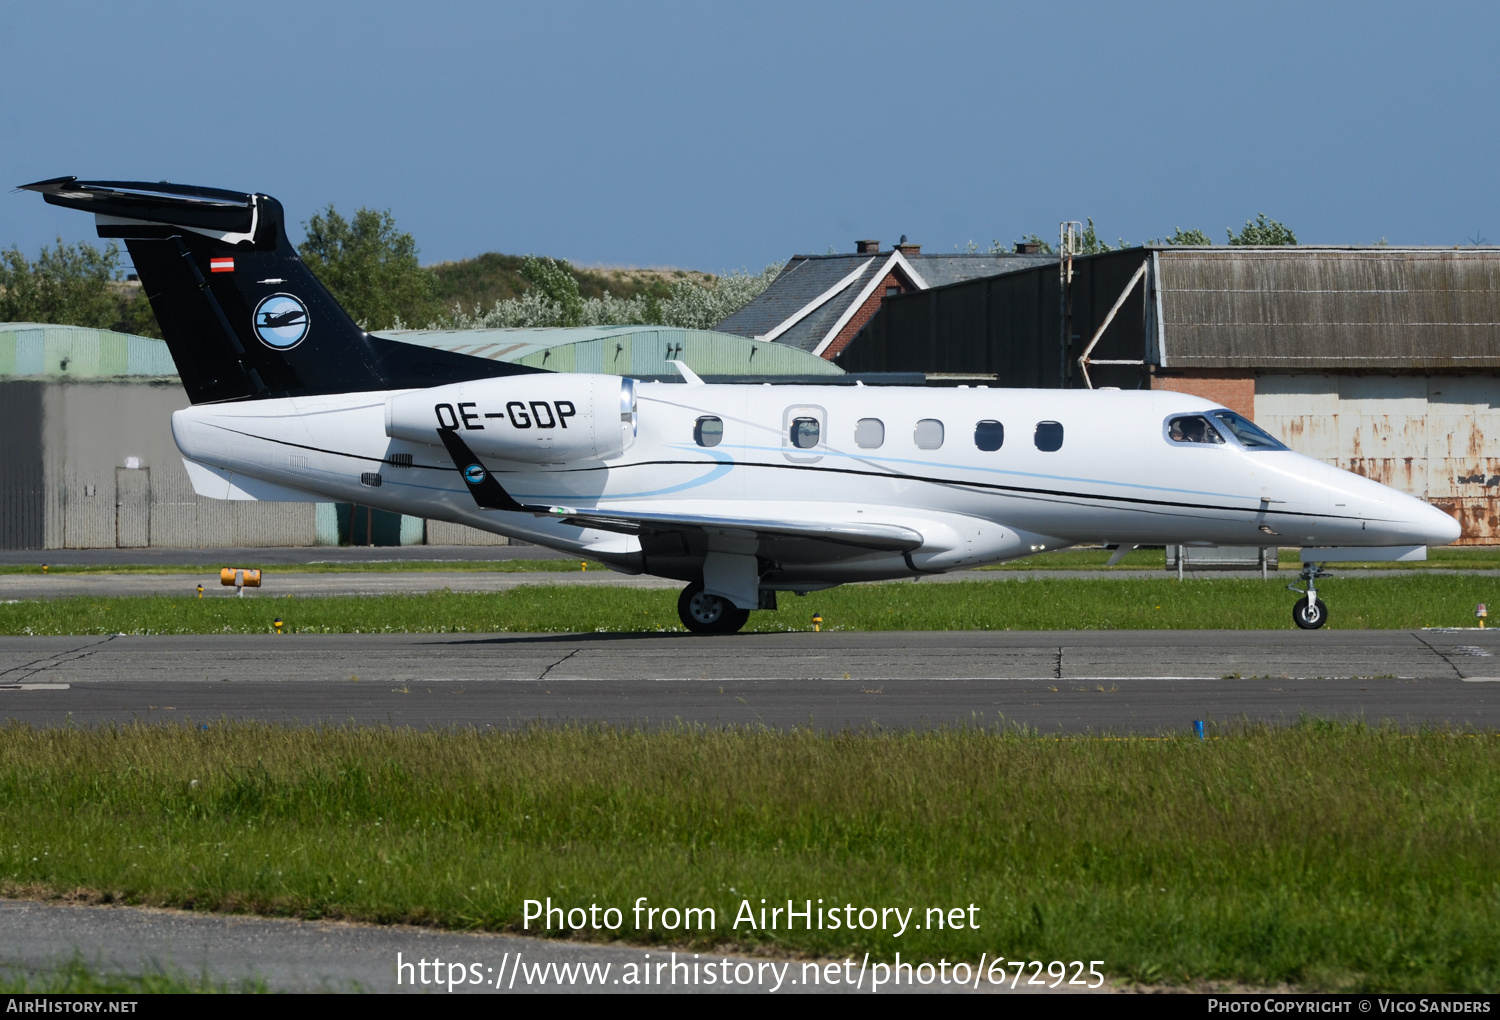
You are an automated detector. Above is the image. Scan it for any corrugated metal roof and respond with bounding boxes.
[0,323,178,379]
[1158,248,1500,369]
[841,245,1500,380]
[373,325,842,376]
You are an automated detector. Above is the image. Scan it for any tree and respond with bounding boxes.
[518,256,584,326]
[1164,227,1212,246]
[299,206,436,330]
[1228,214,1296,246]
[1077,218,1130,254]
[0,238,127,328]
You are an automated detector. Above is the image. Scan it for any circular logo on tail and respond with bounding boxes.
[253,293,310,349]
[464,464,487,484]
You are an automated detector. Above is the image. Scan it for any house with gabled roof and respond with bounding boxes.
[715,239,1052,360]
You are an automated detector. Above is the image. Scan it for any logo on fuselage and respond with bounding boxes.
[464,464,487,484]
[253,293,310,349]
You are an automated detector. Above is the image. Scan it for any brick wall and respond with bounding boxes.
[1149,371,1256,418]
[822,270,907,360]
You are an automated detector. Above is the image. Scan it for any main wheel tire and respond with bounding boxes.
[1292,597,1329,630]
[677,582,751,634]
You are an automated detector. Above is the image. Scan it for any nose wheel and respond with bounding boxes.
[1288,562,1331,630]
[677,582,751,634]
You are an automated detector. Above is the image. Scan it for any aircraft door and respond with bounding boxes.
[782,404,827,464]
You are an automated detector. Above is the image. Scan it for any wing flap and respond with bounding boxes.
[540,505,924,552]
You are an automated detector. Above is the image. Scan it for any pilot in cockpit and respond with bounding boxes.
[1169,415,1221,444]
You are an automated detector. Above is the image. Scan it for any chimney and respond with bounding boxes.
[895,241,921,256]
[1014,242,1042,255]
[855,239,880,254]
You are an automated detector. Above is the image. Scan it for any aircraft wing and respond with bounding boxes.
[536,504,923,552]
[437,427,922,553]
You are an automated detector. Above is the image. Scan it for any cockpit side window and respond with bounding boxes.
[1166,414,1225,446]
[1211,410,1288,450]
[694,416,723,447]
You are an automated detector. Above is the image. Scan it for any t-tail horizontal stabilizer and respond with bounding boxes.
[18,176,543,404]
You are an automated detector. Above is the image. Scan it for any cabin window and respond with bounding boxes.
[914,419,945,450]
[694,416,724,448]
[1166,415,1224,445]
[790,417,821,450]
[855,418,885,449]
[974,420,1004,451]
[1034,421,1064,452]
[1212,410,1287,450]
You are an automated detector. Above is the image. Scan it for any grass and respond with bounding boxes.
[8,545,1498,576]
[3,574,1499,635]
[978,545,1500,571]
[0,957,266,993]
[0,720,1496,991]
[0,558,602,576]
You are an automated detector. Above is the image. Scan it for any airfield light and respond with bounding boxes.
[581,561,587,571]
[41,564,48,574]
[812,613,823,632]
[273,617,283,634]
[196,584,203,599]
[1478,604,1488,629]
[1193,720,1206,740]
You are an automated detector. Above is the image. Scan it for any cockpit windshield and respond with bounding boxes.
[1211,410,1287,450]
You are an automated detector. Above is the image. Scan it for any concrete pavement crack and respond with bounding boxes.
[1411,631,1465,679]
[536,648,580,681]
[1054,646,1064,680]
[0,635,119,683]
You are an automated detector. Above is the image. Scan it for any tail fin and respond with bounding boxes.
[19,177,540,403]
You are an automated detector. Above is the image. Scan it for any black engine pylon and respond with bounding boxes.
[435,427,535,514]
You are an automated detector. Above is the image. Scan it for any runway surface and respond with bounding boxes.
[2,630,1497,733]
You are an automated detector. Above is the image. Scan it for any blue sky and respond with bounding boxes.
[2,1,1495,271]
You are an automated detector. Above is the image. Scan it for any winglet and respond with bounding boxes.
[435,429,530,513]
[668,360,705,385]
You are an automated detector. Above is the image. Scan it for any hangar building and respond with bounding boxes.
[0,323,837,550]
[834,246,1500,543]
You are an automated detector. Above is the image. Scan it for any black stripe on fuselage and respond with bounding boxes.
[211,424,1350,523]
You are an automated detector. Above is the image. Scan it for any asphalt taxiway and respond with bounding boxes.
[1,630,1495,733]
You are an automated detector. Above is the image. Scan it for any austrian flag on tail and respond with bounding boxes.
[209,257,234,273]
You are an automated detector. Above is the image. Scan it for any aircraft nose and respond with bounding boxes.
[1417,500,1463,546]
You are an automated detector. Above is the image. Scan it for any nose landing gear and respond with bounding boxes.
[677,582,751,634]
[1288,561,1331,630]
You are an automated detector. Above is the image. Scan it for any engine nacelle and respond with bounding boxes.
[385,374,636,464]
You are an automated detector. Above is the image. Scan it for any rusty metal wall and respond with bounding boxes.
[1160,249,1500,369]
[1255,373,1500,543]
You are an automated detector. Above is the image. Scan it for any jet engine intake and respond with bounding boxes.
[385,375,635,463]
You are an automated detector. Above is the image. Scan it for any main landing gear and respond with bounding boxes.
[677,582,751,635]
[1288,561,1330,630]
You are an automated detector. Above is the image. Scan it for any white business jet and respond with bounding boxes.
[22,178,1461,633]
